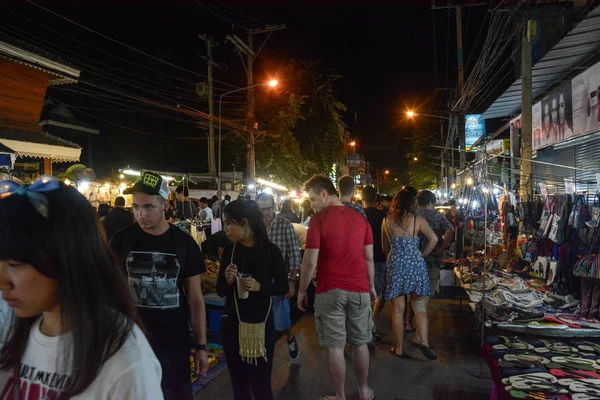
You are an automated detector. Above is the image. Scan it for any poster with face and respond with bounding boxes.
[536,83,573,150]
[572,61,600,138]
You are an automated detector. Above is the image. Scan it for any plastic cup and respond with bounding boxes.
[237,273,252,299]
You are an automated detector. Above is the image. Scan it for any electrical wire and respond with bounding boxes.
[20,0,241,89]
[195,0,247,30]
[213,0,264,25]
[432,8,438,88]
[445,7,450,88]
[254,30,273,59]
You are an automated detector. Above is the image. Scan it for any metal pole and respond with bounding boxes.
[218,84,265,198]
[520,21,533,198]
[218,94,223,201]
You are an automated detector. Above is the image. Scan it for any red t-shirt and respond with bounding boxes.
[306,205,373,294]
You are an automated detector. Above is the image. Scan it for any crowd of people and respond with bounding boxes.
[0,171,455,400]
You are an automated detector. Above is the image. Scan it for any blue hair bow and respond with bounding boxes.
[0,175,61,218]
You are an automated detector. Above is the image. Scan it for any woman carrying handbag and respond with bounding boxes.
[216,200,288,400]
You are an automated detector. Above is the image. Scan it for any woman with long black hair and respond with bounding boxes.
[0,176,162,399]
[216,199,288,400]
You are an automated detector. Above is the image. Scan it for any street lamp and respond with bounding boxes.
[413,157,418,161]
[219,80,278,195]
[349,140,356,155]
[384,170,390,175]
[405,109,450,120]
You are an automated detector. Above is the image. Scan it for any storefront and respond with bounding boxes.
[0,128,81,183]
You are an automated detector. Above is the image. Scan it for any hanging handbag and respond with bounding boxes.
[586,194,600,229]
[230,243,272,365]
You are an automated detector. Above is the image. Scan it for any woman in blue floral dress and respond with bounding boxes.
[381,189,438,360]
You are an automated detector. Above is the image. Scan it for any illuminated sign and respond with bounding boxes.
[465,114,486,151]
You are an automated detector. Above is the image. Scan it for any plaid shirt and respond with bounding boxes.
[267,215,301,271]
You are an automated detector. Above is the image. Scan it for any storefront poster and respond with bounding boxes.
[465,114,486,151]
[535,83,574,150]
[572,61,600,138]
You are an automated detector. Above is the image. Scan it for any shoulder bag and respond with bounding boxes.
[230,243,272,365]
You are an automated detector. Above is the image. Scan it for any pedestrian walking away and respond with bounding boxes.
[339,175,367,217]
[0,175,163,399]
[217,200,288,400]
[381,189,438,361]
[110,170,209,400]
[362,186,387,339]
[257,193,302,360]
[102,195,134,240]
[298,176,376,400]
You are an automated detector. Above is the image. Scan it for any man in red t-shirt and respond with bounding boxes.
[298,176,376,400]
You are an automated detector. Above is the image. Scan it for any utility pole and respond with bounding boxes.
[225,25,285,189]
[520,20,534,198]
[199,34,218,176]
[246,32,255,184]
[456,6,467,170]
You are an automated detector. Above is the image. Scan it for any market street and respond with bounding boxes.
[199,298,491,400]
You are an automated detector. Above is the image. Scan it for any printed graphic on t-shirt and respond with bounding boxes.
[126,251,180,309]
[0,363,70,400]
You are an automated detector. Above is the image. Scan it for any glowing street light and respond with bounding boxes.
[406,110,415,118]
[384,170,390,175]
[466,177,474,185]
[413,157,418,161]
[349,141,356,147]
[268,79,278,87]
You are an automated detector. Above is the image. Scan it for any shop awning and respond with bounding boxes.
[0,129,81,163]
[0,142,16,169]
[481,5,600,120]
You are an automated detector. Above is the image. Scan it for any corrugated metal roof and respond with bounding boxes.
[481,5,600,120]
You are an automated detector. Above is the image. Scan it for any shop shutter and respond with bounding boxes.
[533,146,575,194]
[575,137,600,194]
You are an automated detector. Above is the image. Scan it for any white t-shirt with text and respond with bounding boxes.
[0,318,163,399]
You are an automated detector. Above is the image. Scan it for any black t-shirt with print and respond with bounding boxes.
[111,224,205,387]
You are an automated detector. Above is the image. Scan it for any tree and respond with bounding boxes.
[406,131,438,190]
[233,59,347,188]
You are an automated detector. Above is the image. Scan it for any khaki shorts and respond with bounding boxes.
[314,289,373,348]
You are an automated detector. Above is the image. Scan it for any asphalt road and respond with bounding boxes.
[197,298,492,400]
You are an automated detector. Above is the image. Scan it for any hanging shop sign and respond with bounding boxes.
[465,114,486,151]
[533,83,574,151]
[572,60,600,139]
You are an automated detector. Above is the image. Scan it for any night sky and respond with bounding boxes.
[1,0,488,183]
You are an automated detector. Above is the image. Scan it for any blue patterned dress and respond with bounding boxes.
[382,216,431,300]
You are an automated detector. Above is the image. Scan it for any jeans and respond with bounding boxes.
[221,315,276,400]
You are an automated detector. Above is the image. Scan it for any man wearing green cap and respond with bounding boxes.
[110,171,208,400]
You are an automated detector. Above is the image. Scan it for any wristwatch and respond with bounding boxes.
[194,344,208,352]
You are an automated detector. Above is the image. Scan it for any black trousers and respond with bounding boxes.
[163,381,193,400]
[221,315,276,400]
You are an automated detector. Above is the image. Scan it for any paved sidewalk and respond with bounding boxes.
[197,299,492,399]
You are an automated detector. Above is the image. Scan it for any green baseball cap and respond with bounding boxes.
[123,170,170,199]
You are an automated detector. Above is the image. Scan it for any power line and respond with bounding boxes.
[213,0,264,25]
[22,0,240,89]
[195,0,247,30]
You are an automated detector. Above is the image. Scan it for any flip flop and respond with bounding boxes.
[413,343,437,360]
[549,369,600,380]
[573,394,600,400]
[356,387,375,400]
[389,347,410,359]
